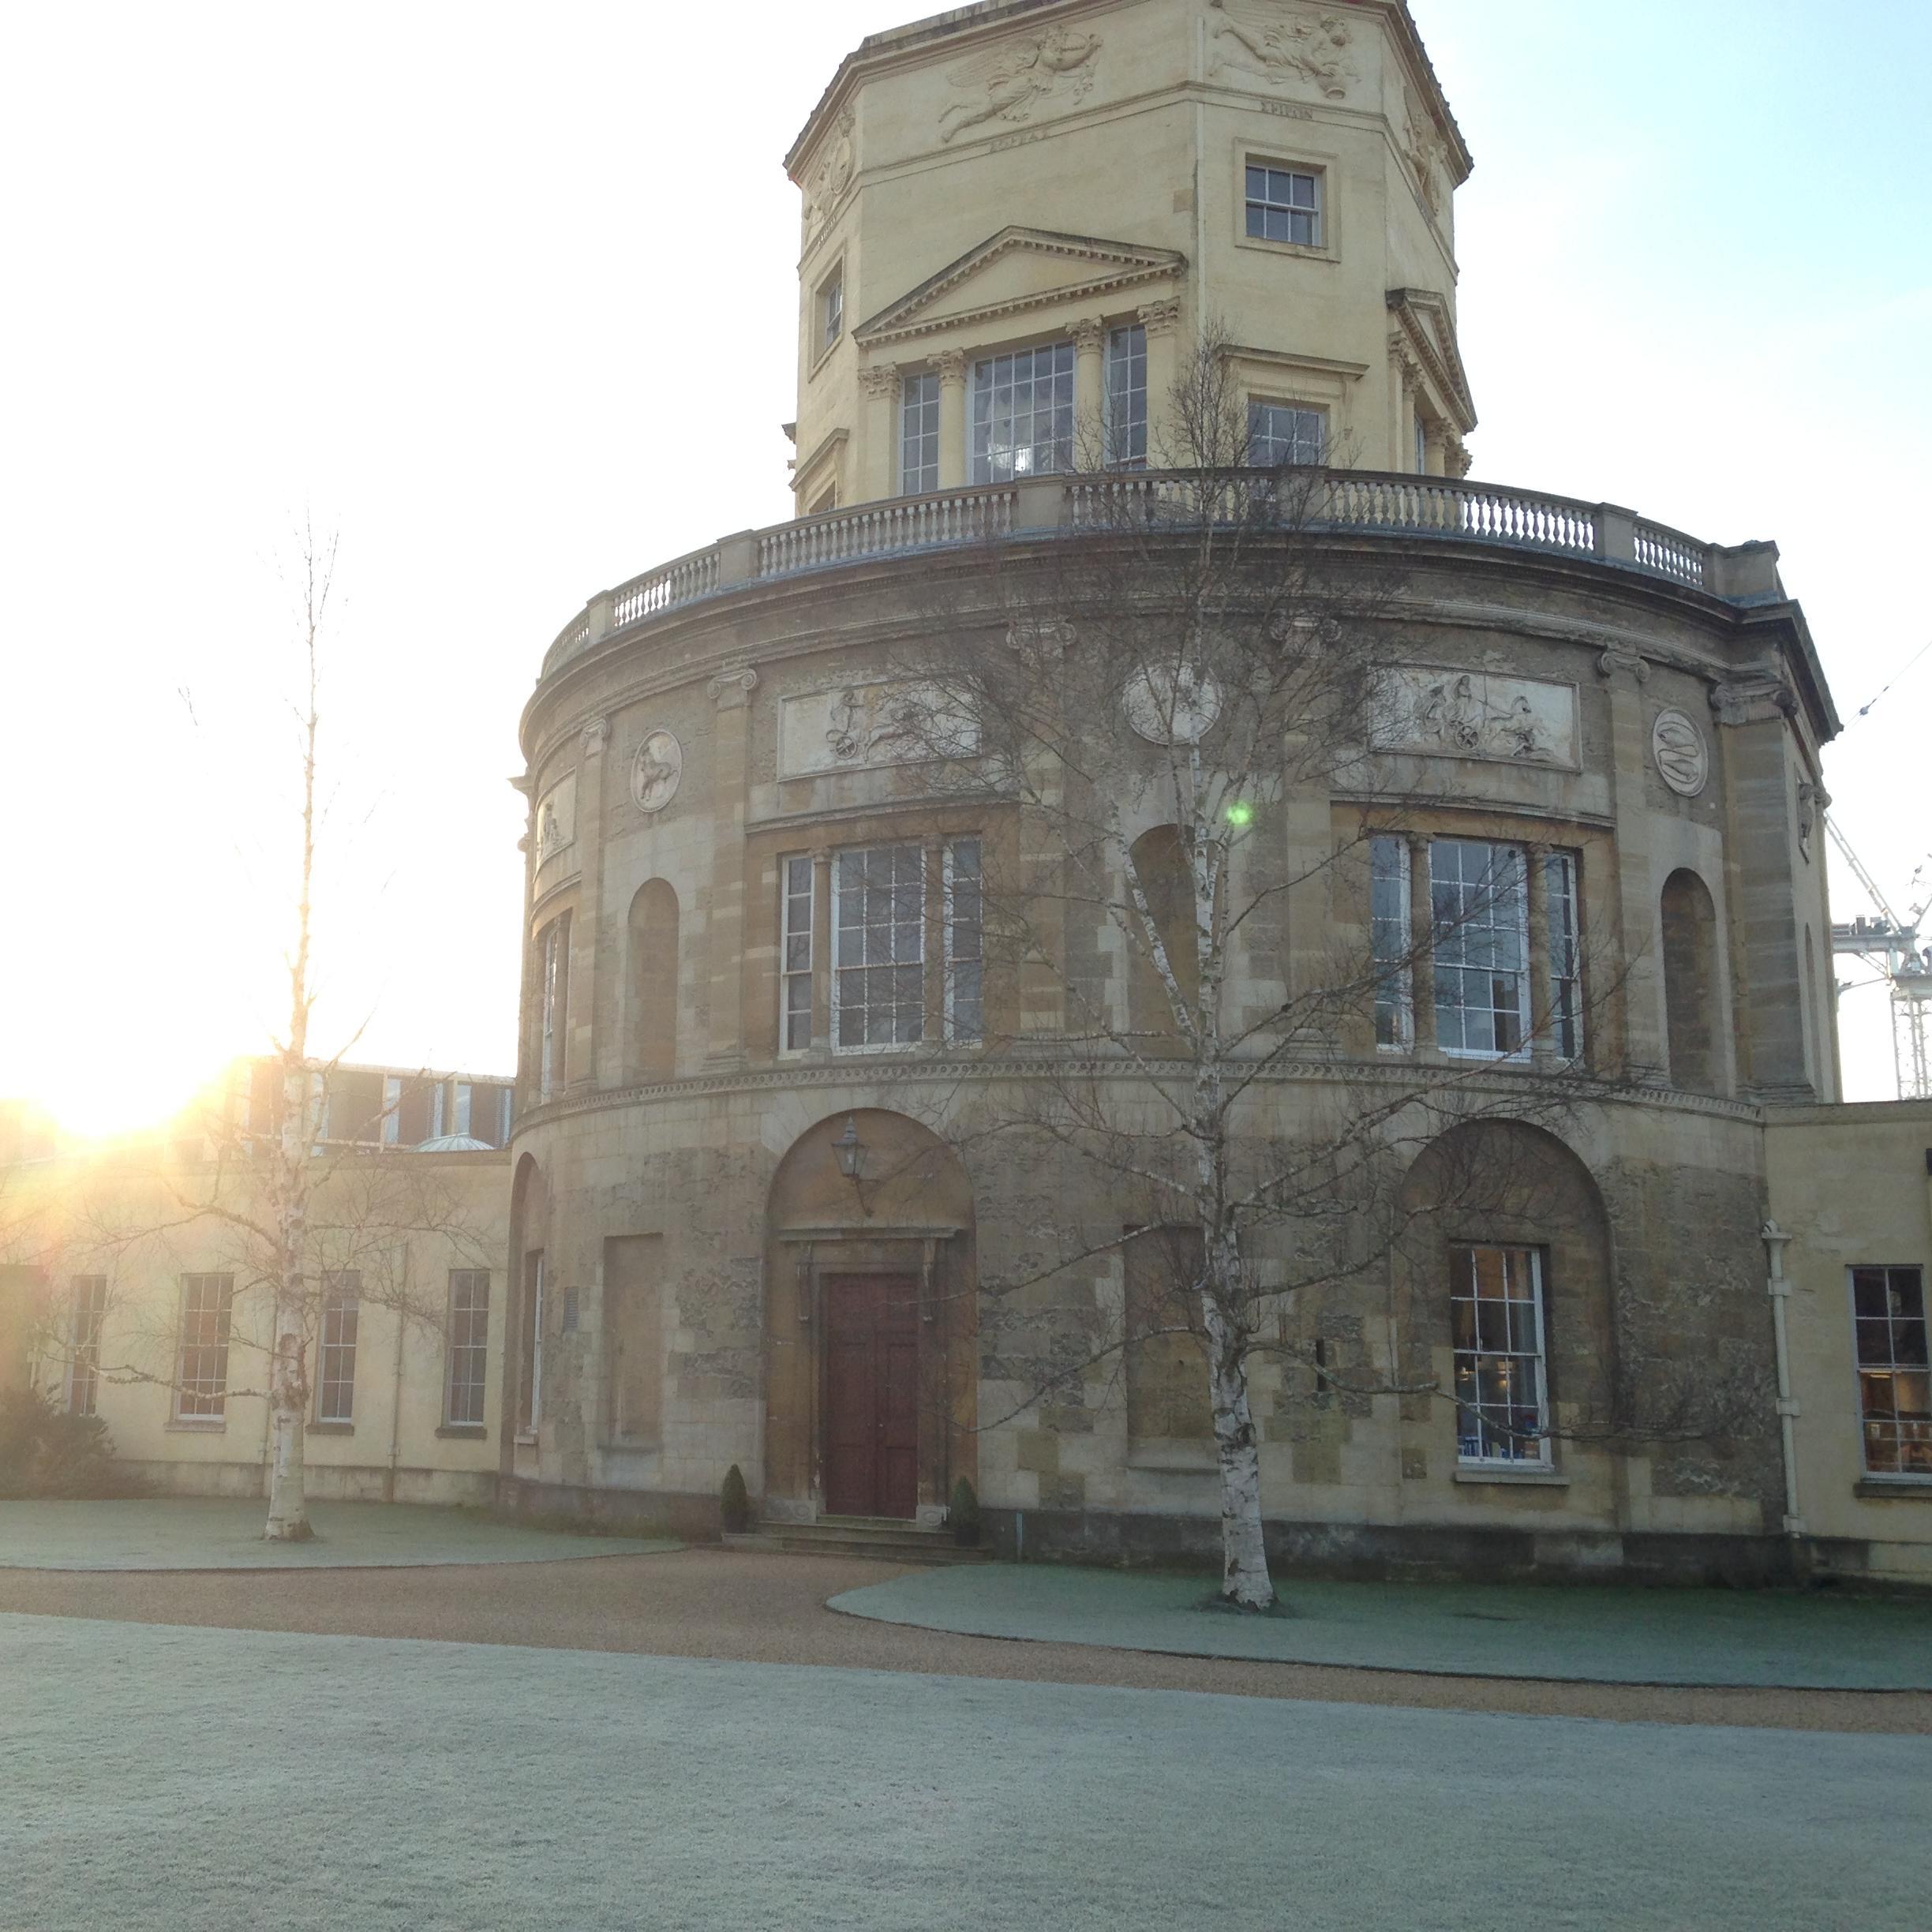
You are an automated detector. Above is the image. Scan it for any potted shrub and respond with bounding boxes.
[949,1476,980,1549]
[719,1463,751,1534]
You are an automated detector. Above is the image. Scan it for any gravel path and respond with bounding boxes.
[3,1547,1926,1733]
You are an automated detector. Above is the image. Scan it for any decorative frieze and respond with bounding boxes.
[1371,668,1577,768]
[779,681,979,779]
[939,24,1103,145]
[1209,3,1357,98]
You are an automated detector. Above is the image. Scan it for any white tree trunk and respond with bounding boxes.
[264,1056,313,1542]
[1200,1282,1272,1608]
[264,1321,311,1542]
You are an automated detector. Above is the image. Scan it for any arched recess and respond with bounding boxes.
[1396,1120,1612,1473]
[627,879,680,1084]
[1125,825,1200,1047]
[763,1110,977,1522]
[1660,868,1721,1094]
[506,1153,550,1447]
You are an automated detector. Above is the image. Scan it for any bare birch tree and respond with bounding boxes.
[884,333,1664,1608]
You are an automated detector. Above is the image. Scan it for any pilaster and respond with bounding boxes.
[1137,301,1181,462]
[705,668,759,1068]
[1596,648,1667,1083]
[569,717,610,1091]
[936,350,968,489]
[1072,316,1106,459]
[859,364,900,503]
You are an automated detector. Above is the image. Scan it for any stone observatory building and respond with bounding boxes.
[503,0,1930,1584]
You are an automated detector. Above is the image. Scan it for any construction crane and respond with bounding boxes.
[1829,822,1932,1099]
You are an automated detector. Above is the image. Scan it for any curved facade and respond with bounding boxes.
[501,0,1874,1580]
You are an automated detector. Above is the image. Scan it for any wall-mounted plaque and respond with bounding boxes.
[631,729,683,814]
[1371,668,1577,768]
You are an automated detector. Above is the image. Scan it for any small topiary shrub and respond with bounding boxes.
[719,1462,751,1533]
[949,1475,979,1547]
[0,1386,127,1500]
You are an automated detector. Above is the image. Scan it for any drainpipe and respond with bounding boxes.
[385,1240,409,1505]
[1761,1222,1803,1538]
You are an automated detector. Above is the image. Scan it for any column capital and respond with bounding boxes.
[1709,673,1795,728]
[859,363,901,400]
[934,348,968,388]
[1137,298,1181,336]
[1070,315,1106,354]
[1594,646,1649,684]
[708,666,760,710]
[579,717,609,757]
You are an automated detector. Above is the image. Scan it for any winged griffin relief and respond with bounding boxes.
[1209,2,1357,99]
[939,24,1103,144]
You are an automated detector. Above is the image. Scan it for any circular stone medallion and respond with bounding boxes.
[1650,709,1709,798]
[1125,664,1223,745]
[631,729,683,814]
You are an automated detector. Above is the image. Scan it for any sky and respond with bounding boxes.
[1,0,1926,1132]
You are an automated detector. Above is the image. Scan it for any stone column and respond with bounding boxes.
[859,364,900,502]
[1137,300,1181,462]
[1712,672,1812,1099]
[1596,647,1667,1083]
[569,717,609,1091]
[936,350,968,489]
[705,667,759,1068]
[510,775,537,1105]
[1072,316,1106,463]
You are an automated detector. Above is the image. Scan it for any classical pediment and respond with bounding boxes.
[856,227,1185,350]
[1387,286,1477,432]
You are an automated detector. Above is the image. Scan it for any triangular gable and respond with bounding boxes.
[856,227,1186,349]
[1387,286,1477,432]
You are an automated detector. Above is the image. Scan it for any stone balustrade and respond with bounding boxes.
[541,470,1758,679]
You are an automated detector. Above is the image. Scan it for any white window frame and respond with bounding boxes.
[817,263,844,361]
[781,854,815,1054]
[1545,849,1584,1061]
[944,837,983,1046]
[1370,835,1413,1051]
[174,1274,234,1422]
[832,844,928,1054]
[900,371,940,496]
[67,1275,109,1418]
[316,1272,360,1425]
[537,916,567,1102]
[1105,324,1148,470]
[1247,399,1327,468]
[1451,1245,1552,1469]
[444,1270,492,1428]
[1429,839,1532,1060]
[970,341,1075,485]
[1244,160,1324,248]
[1852,1265,1931,1480]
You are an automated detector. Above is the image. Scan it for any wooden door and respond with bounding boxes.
[823,1274,920,1519]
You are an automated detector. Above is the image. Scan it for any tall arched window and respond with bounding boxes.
[627,880,680,1084]
[1125,826,1200,1046]
[1660,869,1720,1092]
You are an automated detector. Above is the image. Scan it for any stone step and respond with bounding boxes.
[723,1518,991,1564]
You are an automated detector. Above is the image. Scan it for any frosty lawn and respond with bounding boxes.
[830,1563,1932,1689]
[0,1498,679,1570]
[4,1612,1927,1932]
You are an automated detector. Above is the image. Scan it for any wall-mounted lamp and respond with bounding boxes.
[833,1114,866,1183]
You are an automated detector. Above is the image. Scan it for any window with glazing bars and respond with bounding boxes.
[1545,851,1583,1059]
[317,1272,359,1424]
[1430,840,1530,1055]
[834,845,926,1048]
[1451,1245,1549,1465]
[445,1270,491,1427]
[1245,164,1321,245]
[1106,325,1147,468]
[900,373,939,496]
[781,856,814,1051]
[175,1274,234,1420]
[970,342,1074,484]
[1852,1266,1930,1477]
[1370,836,1412,1049]
[1247,401,1324,467]
[537,915,568,1100]
[67,1275,108,1417]
[820,269,844,354]
[945,838,983,1043]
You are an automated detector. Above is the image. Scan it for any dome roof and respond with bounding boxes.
[411,1133,496,1153]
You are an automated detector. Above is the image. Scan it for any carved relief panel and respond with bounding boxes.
[778,682,979,780]
[1371,668,1578,769]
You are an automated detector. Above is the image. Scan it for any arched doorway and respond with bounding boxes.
[763,1110,976,1522]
